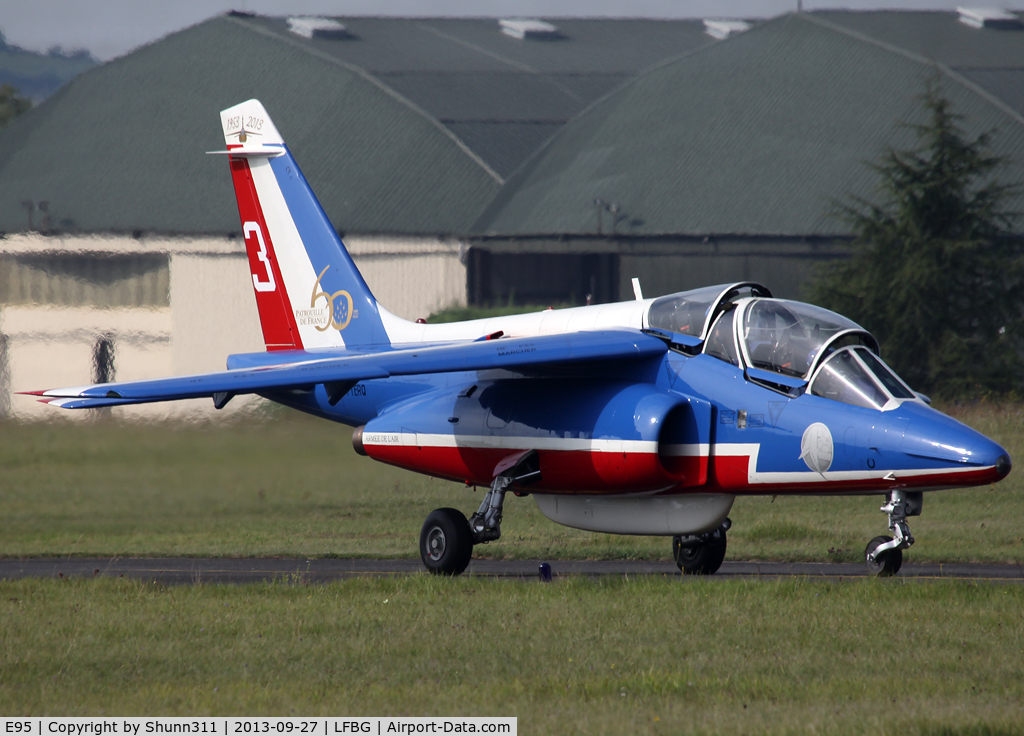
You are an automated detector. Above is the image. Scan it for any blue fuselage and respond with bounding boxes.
[243,348,1009,497]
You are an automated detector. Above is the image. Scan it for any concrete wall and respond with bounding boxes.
[0,304,190,420]
[169,252,265,376]
[346,236,468,319]
[0,232,467,421]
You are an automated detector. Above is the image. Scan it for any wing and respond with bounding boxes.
[24,329,667,409]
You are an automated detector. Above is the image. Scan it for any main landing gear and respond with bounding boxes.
[864,490,921,576]
[419,452,540,575]
[672,518,731,575]
[420,508,475,576]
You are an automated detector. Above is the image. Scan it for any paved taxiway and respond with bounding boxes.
[1,558,1021,584]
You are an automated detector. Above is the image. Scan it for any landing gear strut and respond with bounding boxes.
[673,518,730,575]
[864,490,921,577]
[468,475,513,544]
[419,451,540,576]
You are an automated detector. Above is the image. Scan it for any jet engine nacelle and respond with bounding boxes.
[355,379,711,493]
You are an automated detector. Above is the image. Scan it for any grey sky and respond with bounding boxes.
[0,0,996,61]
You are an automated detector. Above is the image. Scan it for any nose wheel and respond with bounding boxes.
[864,490,920,576]
[864,535,903,576]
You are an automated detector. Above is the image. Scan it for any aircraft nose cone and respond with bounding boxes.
[895,402,1010,481]
[996,453,1012,478]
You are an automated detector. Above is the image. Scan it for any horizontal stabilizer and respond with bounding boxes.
[35,396,154,410]
[26,329,667,409]
[206,147,284,158]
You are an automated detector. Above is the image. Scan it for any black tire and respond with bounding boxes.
[865,535,903,577]
[673,529,727,575]
[420,508,473,576]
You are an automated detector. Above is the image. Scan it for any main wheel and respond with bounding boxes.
[865,535,903,577]
[673,530,727,575]
[420,508,473,576]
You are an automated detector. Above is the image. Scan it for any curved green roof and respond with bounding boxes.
[474,12,1024,237]
[0,14,717,237]
[0,15,502,236]
[6,11,1023,240]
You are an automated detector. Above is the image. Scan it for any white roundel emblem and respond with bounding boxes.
[800,423,834,475]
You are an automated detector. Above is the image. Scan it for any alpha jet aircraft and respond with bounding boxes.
[26,100,1011,577]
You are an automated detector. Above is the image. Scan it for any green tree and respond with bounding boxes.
[808,81,1023,398]
[0,82,32,129]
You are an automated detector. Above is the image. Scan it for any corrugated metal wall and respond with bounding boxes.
[0,254,169,309]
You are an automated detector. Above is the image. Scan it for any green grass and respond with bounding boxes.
[3,408,1024,729]
[1,576,1022,733]
[1,402,1023,563]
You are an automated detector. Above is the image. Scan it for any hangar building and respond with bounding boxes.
[470,10,1024,305]
[1,10,1023,419]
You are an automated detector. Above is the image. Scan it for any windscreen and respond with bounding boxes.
[810,349,889,410]
[855,348,915,399]
[743,300,861,378]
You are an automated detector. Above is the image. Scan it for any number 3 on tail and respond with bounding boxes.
[244,221,276,292]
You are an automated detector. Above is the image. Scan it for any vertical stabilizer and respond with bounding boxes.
[215,99,389,350]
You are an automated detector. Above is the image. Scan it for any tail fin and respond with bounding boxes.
[213,99,389,350]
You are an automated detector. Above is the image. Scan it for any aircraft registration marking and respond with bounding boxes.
[364,432,401,444]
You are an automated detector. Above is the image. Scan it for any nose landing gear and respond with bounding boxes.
[864,490,921,576]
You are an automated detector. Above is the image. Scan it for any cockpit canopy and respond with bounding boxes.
[644,284,917,411]
[647,282,771,340]
[741,299,874,379]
